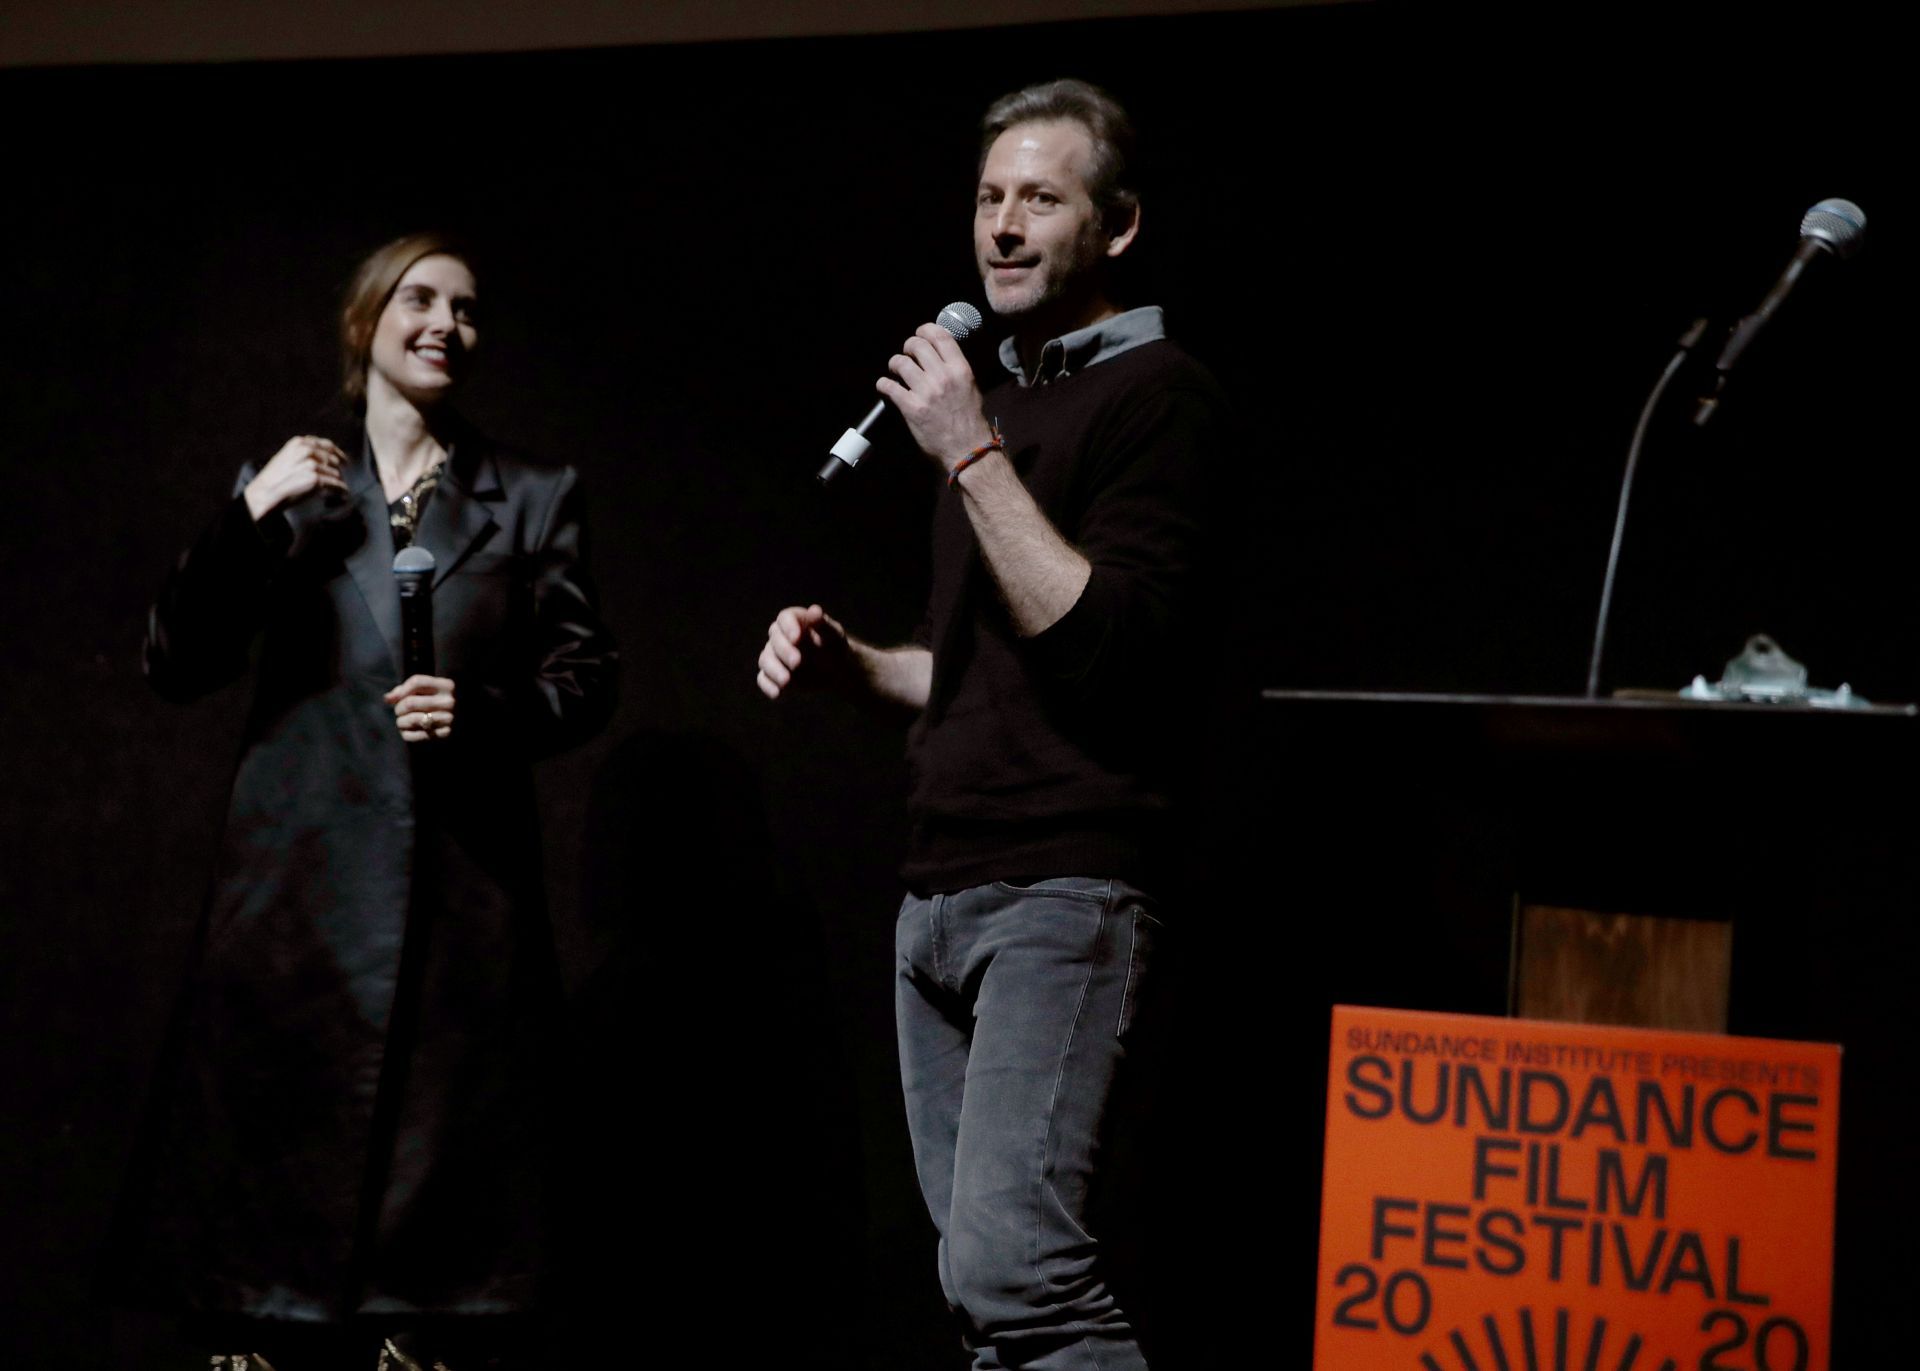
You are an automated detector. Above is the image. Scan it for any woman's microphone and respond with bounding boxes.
[394,546,436,676]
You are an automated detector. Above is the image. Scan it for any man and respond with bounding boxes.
[757,79,1227,1370]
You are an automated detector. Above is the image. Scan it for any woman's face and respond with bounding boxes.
[367,254,478,405]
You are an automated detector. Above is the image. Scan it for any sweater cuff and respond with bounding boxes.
[1022,565,1115,686]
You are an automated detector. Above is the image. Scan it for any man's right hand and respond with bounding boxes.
[243,435,350,522]
[757,604,853,700]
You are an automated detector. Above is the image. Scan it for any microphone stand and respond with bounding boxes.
[1584,317,1709,699]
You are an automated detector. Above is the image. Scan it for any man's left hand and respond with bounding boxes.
[877,323,996,475]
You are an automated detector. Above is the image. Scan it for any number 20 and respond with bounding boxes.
[1331,1263,1432,1336]
[1701,1310,1810,1371]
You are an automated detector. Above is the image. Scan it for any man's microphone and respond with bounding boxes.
[1694,197,1866,426]
[394,546,436,676]
[817,302,985,485]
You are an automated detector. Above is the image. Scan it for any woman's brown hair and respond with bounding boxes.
[338,232,472,399]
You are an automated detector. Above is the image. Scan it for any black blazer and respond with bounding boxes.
[118,423,617,1319]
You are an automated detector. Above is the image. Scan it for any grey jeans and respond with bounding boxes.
[895,876,1163,1371]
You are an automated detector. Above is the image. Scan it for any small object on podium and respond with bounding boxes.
[1677,633,1867,708]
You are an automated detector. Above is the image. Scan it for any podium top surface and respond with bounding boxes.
[1260,689,1919,719]
[1254,689,1920,766]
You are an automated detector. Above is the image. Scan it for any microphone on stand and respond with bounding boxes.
[1693,198,1866,426]
[817,302,986,485]
[394,546,436,677]
[1588,198,1867,696]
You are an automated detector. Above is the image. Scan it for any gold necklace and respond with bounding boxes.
[390,457,446,543]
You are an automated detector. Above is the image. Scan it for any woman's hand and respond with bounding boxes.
[243,436,350,522]
[385,674,455,743]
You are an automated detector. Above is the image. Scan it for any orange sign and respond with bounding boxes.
[1315,1006,1839,1371]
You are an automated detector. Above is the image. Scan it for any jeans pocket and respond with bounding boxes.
[990,875,1109,904]
[1117,905,1164,1039]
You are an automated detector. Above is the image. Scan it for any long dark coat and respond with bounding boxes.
[114,425,616,1321]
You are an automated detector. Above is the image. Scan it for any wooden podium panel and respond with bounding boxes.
[1513,904,1733,1032]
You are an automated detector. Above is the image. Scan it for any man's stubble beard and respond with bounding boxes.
[983,218,1112,328]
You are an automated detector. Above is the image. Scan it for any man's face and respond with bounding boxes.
[974,119,1117,323]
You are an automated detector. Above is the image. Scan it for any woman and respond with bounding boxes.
[116,233,617,1370]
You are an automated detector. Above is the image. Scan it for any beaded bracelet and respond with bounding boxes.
[948,422,1004,490]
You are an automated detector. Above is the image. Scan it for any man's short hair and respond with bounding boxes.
[979,79,1139,231]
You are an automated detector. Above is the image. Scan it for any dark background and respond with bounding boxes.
[1,3,1912,1365]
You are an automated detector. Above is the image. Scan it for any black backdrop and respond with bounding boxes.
[1,3,1911,1366]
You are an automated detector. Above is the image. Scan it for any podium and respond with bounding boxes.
[1158,691,1917,1366]
[1249,689,1918,1036]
